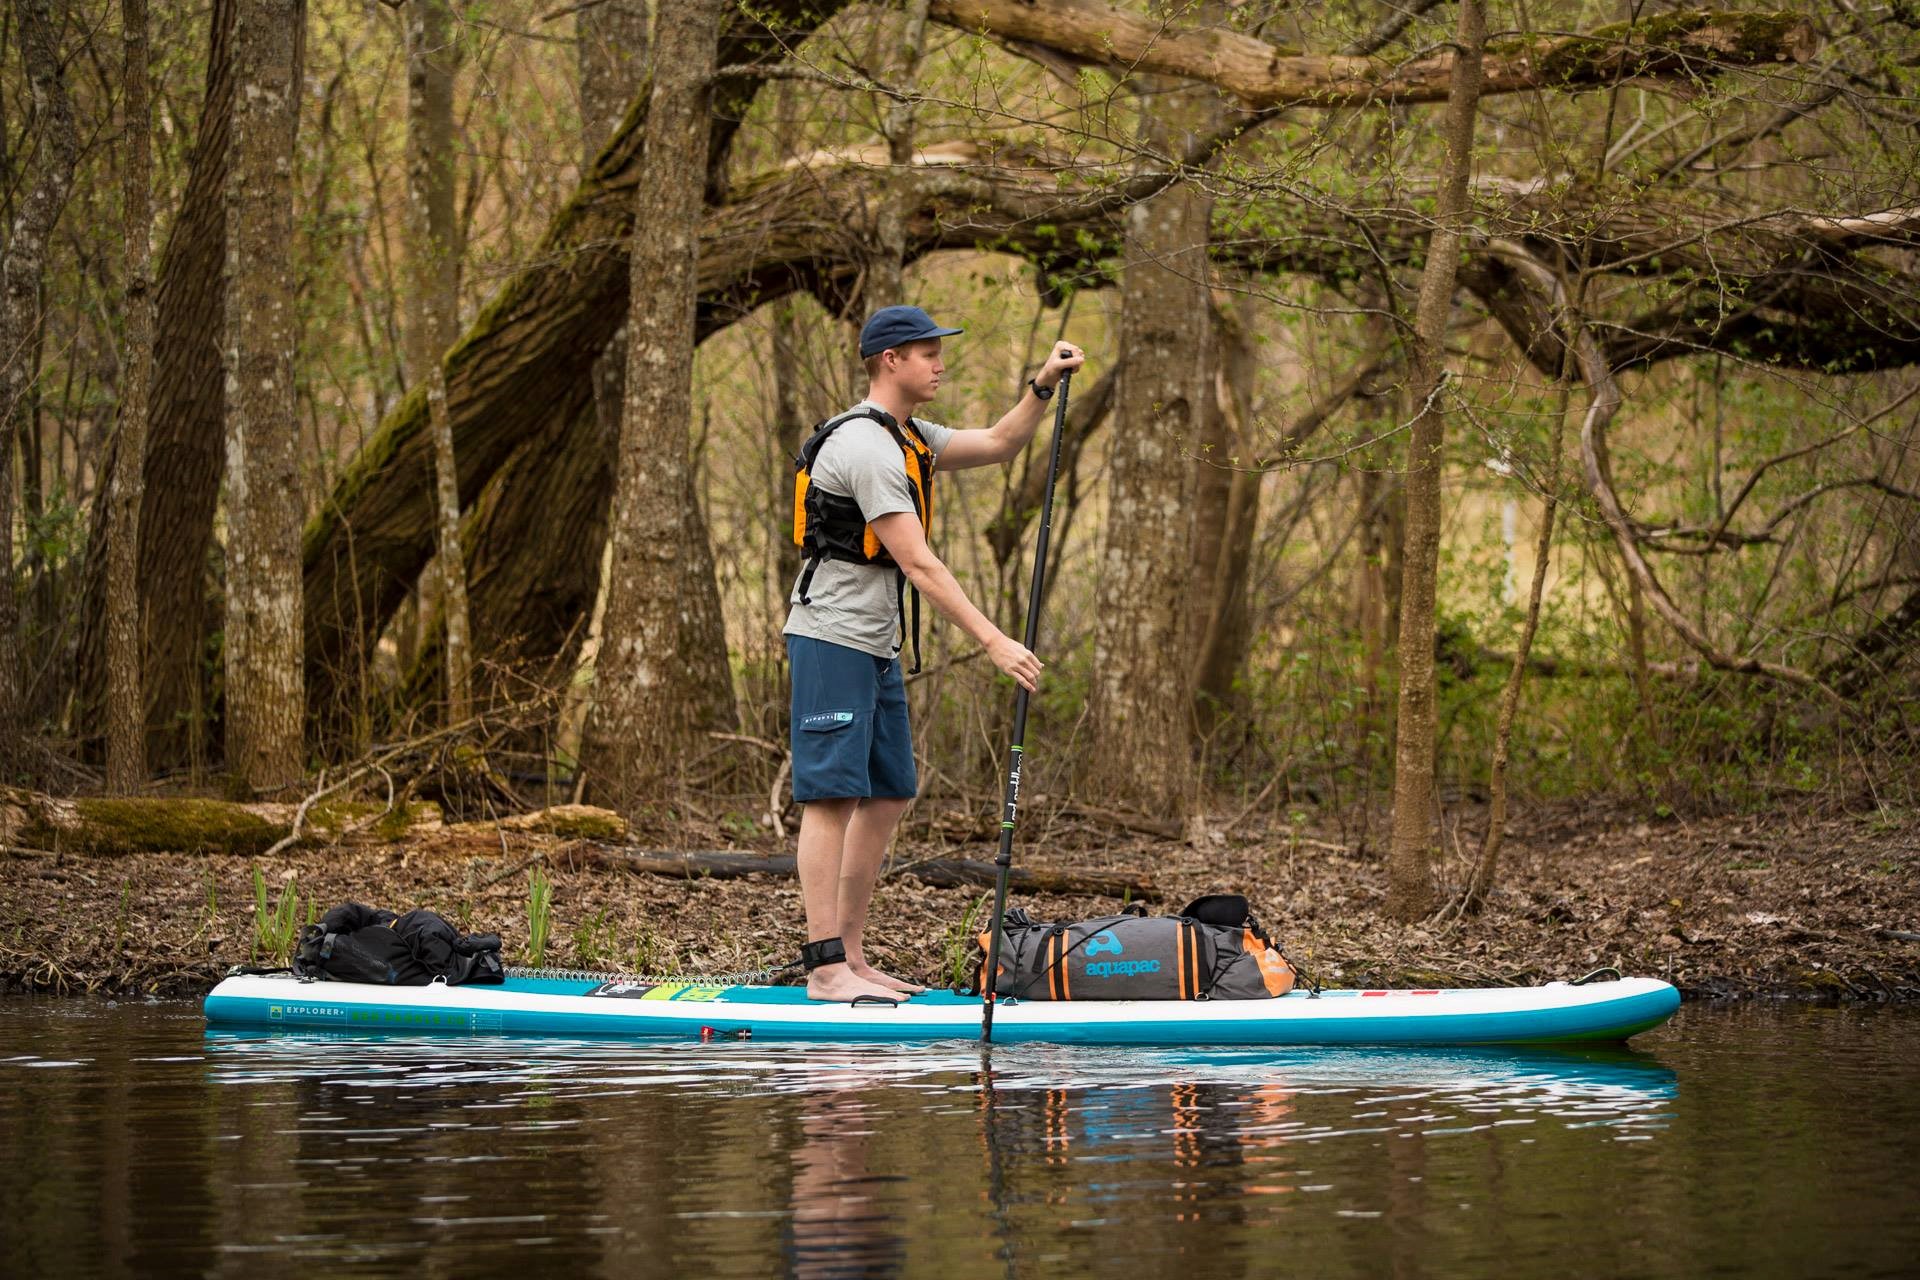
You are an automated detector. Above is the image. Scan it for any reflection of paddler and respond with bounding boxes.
[785,1091,906,1279]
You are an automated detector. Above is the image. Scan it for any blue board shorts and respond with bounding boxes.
[786,635,918,802]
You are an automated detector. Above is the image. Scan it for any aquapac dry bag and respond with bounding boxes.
[971,895,1296,1001]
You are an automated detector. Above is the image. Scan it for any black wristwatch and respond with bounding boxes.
[1029,378,1054,401]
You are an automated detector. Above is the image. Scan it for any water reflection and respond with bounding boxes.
[42,1002,1920,1279]
[787,1089,909,1279]
[186,1032,1682,1275]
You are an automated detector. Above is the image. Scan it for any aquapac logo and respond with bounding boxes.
[1086,959,1160,977]
[1082,930,1159,978]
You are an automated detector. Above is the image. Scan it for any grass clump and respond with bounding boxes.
[251,867,302,965]
[571,908,619,969]
[943,892,991,990]
[525,865,553,966]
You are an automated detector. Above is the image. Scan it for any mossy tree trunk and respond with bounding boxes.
[581,0,738,811]
[223,0,307,792]
[106,0,157,795]
[0,0,79,783]
[1387,0,1488,922]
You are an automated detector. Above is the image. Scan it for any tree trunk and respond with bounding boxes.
[1386,0,1487,922]
[1457,386,1566,916]
[74,0,236,771]
[106,0,156,795]
[223,0,307,792]
[581,0,736,811]
[1087,76,1218,814]
[867,0,933,306]
[579,2,652,152]
[0,0,80,781]
[405,0,473,725]
[396,0,657,723]
[1193,296,1262,731]
[306,2,813,737]
[770,295,808,602]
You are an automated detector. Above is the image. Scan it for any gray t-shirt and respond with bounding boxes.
[784,401,955,659]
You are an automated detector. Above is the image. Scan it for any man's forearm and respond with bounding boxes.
[981,390,1048,462]
[900,554,1003,650]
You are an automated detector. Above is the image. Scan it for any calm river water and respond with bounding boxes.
[1,999,1915,1278]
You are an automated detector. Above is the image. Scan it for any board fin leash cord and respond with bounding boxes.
[982,368,1072,1044]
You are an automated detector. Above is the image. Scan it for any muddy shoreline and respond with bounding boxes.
[4,798,1917,1004]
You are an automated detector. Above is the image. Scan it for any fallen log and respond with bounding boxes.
[1,786,294,856]
[0,786,438,856]
[899,856,1161,903]
[564,844,1159,901]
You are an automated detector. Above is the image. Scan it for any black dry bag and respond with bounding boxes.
[294,902,505,986]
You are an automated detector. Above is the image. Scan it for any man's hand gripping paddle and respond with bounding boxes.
[981,368,1072,1043]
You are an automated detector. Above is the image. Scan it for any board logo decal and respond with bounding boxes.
[644,983,728,1003]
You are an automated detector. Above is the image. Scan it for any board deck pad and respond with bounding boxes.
[204,973,1681,1046]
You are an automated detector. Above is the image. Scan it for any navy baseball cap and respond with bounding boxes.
[859,305,964,358]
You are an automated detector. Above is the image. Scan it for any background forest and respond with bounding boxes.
[3,0,1916,920]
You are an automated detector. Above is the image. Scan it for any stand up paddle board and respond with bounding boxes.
[203,970,1679,1046]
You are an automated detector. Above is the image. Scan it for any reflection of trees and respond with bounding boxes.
[205,1040,614,1271]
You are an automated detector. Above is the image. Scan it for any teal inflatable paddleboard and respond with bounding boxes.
[203,971,1679,1046]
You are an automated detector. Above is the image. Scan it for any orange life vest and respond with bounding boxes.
[791,407,936,671]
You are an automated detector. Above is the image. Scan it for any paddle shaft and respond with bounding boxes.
[981,370,1071,1043]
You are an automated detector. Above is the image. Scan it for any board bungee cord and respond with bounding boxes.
[982,366,1073,1044]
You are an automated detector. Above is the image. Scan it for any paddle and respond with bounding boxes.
[981,367,1072,1043]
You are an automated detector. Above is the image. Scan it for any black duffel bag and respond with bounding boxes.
[972,895,1296,1001]
[295,903,505,986]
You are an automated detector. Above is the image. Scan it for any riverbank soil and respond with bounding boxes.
[3,797,1916,1001]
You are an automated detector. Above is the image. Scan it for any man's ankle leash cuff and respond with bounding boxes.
[801,937,847,972]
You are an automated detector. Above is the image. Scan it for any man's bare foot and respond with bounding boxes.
[851,962,925,995]
[805,964,900,1003]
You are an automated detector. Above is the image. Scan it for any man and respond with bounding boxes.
[787,304,1085,1002]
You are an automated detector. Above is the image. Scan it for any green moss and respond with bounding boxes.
[29,798,284,856]
[1535,11,1709,83]
[372,802,435,843]
[532,808,628,841]
[1794,967,1855,997]
[1724,11,1809,61]
[301,379,431,559]
[1529,10,1803,85]
[1395,967,1461,988]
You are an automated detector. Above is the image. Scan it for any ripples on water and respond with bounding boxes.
[1,1001,1915,1277]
